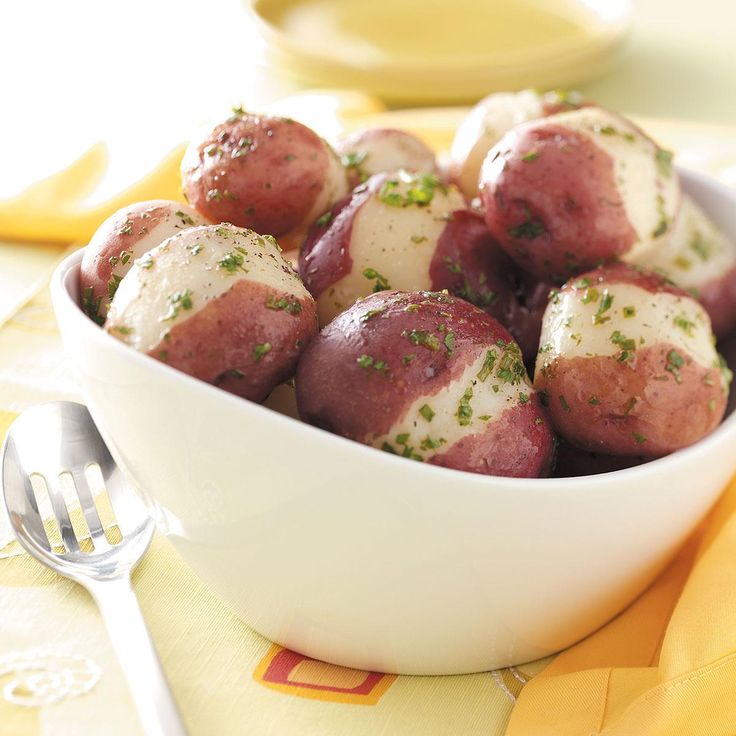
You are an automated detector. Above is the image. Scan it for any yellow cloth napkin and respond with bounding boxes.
[2,91,736,735]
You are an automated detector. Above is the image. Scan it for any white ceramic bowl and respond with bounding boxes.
[51,168,736,676]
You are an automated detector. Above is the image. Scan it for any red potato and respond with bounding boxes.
[105,224,318,402]
[80,200,207,323]
[534,263,730,457]
[299,170,465,324]
[632,195,736,337]
[181,109,348,247]
[296,290,555,478]
[448,89,587,199]
[333,128,437,188]
[480,107,681,283]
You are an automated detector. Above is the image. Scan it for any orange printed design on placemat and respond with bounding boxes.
[253,645,397,705]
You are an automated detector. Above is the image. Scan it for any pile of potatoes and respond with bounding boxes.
[79,91,735,479]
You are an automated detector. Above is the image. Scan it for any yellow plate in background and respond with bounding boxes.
[247,0,632,105]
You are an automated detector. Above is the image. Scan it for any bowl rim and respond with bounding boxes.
[245,0,633,75]
[51,165,736,495]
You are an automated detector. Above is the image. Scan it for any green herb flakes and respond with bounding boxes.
[253,343,272,362]
[457,387,473,426]
[161,288,194,321]
[419,404,435,422]
[408,329,440,351]
[362,267,391,292]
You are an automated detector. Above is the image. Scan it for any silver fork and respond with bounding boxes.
[1,401,187,736]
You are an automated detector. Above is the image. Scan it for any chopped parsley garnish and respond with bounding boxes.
[581,287,600,304]
[188,243,203,256]
[316,211,333,227]
[443,257,462,274]
[588,395,601,405]
[111,325,133,335]
[161,289,194,321]
[253,343,272,362]
[342,151,368,169]
[118,220,133,236]
[402,353,416,365]
[233,137,253,158]
[419,404,435,422]
[204,143,219,157]
[521,151,539,162]
[360,307,386,322]
[519,392,530,404]
[652,194,670,238]
[107,274,123,301]
[575,277,592,289]
[357,354,387,373]
[362,267,391,292]
[82,287,104,325]
[411,234,428,244]
[175,210,195,226]
[594,291,614,324]
[378,172,446,208]
[136,253,154,269]
[495,340,525,385]
[457,387,473,426]
[665,349,685,383]
[633,432,648,445]
[109,250,132,267]
[420,436,446,451]
[266,295,302,314]
[444,331,455,356]
[610,330,636,362]
[508,219,545,239]
[408,329,440,351]
[708,399,717,412]
[218,250,247,273]
[655,149,674,178]
[624,397,638,415]
[455,279,497,309]
[559,395,571,412]
[623,305,636,318]
[206,188,222,201]
[673,314,695,336]
[357,354,373,368]
[690,232,711,261]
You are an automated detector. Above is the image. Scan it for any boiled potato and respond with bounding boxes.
[480,107,681,282]
[448,89,586,199]
[534,263,730,457]
[296,290,555,478]
[181,109,348,248]
[632,195,736,336]
[80,200,207,323]
[334,128,437,188]
[106,224,318,402]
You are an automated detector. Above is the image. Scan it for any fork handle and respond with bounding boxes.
[88,575,188,736]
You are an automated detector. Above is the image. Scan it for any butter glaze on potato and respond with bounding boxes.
[480,107,680,282]
[80,200,207,323]
[105,224,318,402]
[534,263,729,457]
[296,290,554,478]
[181,110,348,244]
[448,89,586,199]
[334,128,437,188]
[632,195,736,336]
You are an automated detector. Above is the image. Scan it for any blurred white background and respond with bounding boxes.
[1,0,734,199]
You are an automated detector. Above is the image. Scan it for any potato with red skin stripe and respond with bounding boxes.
[105,224,318,403]
[448,88,587,199]
[632,195,736,337]
[480,107,680,283]
[296,290,555,478]
[534,263,730,457]
[334,128,437,188]
[79,200,207,323]
[181,109,348,245]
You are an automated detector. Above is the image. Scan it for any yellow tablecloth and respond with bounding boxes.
[2,92,736,736]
